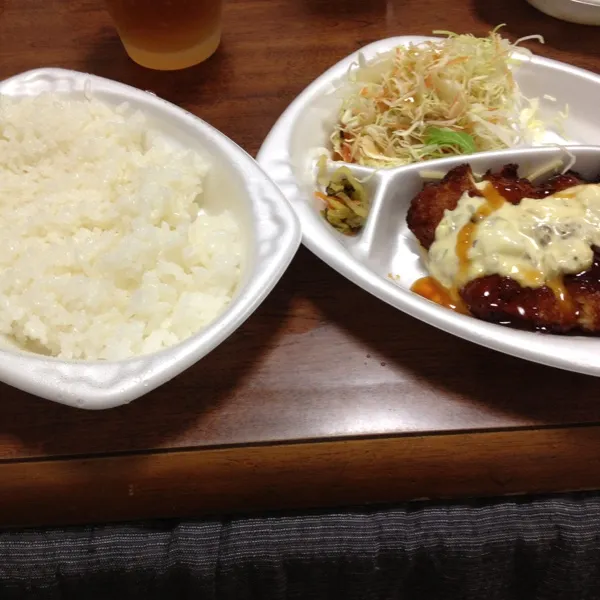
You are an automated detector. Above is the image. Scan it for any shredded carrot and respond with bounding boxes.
[449,92,460,111]
[340,143,353,162]
[447,56,469,66]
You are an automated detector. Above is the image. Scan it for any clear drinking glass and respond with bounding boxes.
[104,0,223,71]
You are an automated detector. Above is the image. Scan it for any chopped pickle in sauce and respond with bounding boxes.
[317,167,369,235]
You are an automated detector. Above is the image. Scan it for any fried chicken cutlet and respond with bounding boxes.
[406,163,600,333]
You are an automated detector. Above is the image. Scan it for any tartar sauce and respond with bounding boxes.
[428,182,600,290]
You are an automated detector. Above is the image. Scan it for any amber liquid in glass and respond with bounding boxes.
[105,0,223,70]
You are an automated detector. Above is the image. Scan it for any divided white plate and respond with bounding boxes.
[0,68,301,409]
[257,37,600,376]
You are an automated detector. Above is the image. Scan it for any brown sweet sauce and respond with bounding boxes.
[517,268,545,288]
[547,277,579,325]
[455,222,477,281]
[456,183,507,280]
[480,182,508,211]
[411,277,468,314]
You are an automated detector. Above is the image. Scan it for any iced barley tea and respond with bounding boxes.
[104,0,223,70]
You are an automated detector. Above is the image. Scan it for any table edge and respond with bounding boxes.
[3,424,600,527]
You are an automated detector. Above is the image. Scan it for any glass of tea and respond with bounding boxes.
[104,0,223,71]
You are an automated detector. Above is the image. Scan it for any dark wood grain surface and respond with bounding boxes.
[1,0,600,527]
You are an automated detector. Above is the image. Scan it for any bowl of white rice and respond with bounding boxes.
[0,68,301,409]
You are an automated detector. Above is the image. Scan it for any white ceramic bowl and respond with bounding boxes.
[0,68,301,409]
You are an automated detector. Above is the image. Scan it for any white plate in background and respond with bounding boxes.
[527,0,600,25]
[0,68,301,409]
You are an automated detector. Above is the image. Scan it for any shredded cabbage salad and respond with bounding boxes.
[331,27,547,168]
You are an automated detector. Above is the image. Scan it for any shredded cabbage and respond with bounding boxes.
[331,26,547,168]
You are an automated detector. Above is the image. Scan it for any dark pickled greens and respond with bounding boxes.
[316,167,369,235]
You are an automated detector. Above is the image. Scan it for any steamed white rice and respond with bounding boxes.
[0,93,241,360]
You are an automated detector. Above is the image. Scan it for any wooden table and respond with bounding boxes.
[2,0,600,529]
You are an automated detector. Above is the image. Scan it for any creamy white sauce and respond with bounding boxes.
[428,183,600,290]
